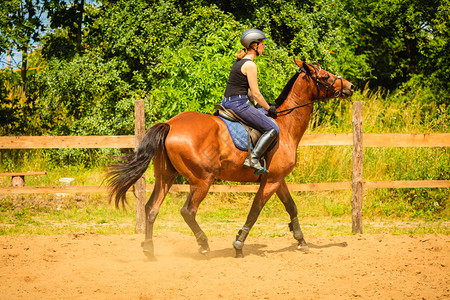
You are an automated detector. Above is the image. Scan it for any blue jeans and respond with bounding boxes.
[222,95,279,134]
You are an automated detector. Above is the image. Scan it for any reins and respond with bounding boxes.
[276,67,343,117]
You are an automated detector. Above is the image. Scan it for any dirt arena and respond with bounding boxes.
[1,232,448,299]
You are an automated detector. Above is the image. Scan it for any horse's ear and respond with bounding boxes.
[294,58,303,68]
[302,61,316,76]
[294,58,313,74]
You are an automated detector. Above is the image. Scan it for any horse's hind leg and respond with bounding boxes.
[142,155,178,259]
[276,179,308,253]
[180,180,213,255]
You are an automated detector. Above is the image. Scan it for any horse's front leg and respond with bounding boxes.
[233,180,280,258]
[276,179,308,253]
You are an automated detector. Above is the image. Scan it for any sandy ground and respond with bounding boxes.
[0,232,449,299]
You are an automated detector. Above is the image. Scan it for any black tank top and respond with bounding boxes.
[224,59,250,97]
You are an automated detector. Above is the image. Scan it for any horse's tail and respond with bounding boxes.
[106,123,170,208]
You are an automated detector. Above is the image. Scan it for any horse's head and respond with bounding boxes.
[294,58,354,99]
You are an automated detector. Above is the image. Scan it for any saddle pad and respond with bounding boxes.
[218,116,254,151]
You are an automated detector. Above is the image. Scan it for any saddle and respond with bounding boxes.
[214,104,263,148]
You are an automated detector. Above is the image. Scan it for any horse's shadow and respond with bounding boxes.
[186,240,348,260]
[308,241,348,249]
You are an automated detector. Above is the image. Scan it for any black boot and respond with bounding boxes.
[243,129,278,174]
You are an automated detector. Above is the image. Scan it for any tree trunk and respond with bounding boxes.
[405,25,417,75]
[21,46,28,86]
[77,0,85,51]
[7,52,11,69]
[21,0,36,86]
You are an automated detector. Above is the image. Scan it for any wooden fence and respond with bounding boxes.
[1,101,449,233]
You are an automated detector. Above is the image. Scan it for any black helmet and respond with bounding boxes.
[240,29,267,49]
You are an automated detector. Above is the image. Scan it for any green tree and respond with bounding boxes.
[34,0,374,137]
[0,0,45,84]
[340,0,450,99]
[186,0,372,85]
[417,0,450,104]
[0,0,46,136]
[41,0,92,59]
[35,1,238,135]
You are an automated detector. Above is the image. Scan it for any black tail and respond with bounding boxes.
[106,123,170,208]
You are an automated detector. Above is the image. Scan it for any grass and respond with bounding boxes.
[1,191,448,237]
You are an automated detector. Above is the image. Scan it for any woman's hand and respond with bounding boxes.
[268,105,278,119]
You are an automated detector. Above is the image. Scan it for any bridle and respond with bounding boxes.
[276,65,344,116]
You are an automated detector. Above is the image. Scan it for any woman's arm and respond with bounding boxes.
[242,61,270,111]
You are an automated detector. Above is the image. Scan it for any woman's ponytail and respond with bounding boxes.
[235,48,247,59]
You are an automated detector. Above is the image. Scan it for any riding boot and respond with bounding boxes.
[243,129,278,175]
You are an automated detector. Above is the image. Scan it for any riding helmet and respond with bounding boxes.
[240,29,267,49]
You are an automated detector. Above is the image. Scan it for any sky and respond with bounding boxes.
[1,52,26,70]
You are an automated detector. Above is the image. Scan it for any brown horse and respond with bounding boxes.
[107,59,354,258]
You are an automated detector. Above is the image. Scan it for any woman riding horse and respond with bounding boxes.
[107,55,354,259]
[222,29,279,175]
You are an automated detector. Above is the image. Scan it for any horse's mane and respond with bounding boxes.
[274,62,322,108]
[275,72,300,108]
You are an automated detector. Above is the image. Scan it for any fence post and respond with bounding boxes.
[352,101,363,234]
[134,100,146,233]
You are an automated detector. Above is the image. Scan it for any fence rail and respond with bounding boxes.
[1,101,449,234]
[1,180,448,195]
[1,133,449,149]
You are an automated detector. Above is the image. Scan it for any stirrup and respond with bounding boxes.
[254,158,268,175]
[244,157,268,175]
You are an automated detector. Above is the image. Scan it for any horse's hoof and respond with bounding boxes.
[234,248,244,258]
[143,249,157,261]
[198,246,210,257]
[297,239,309,254]
[297,244,309,253]
[141,239,155,260]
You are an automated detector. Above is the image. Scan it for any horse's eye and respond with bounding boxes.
[323,74,330,80]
